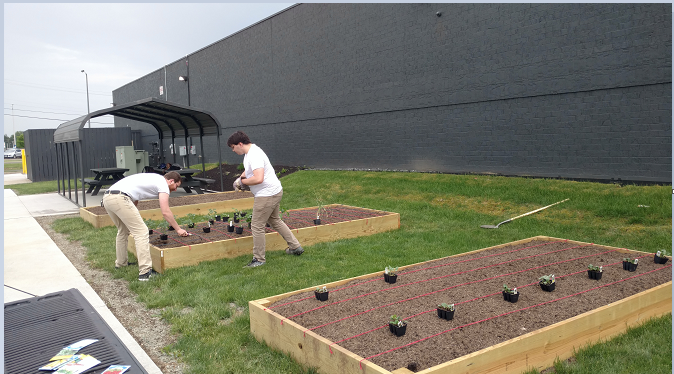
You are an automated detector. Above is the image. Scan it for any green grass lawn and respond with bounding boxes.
[50,171,672,374]
[5,163,220,195]
[4,159,23,173]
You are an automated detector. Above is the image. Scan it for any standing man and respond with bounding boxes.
[228,131,304,268]
[103,171,189,280]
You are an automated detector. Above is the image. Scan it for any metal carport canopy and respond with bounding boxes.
[53,97,225,207]
[53,97,222,142]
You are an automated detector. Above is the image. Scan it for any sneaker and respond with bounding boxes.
[138,269,159,281]
[285,246,304,256]
[115,261,137,269]
[244,258,266,268]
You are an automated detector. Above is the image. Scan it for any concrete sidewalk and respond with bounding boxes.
[3,174,163,373]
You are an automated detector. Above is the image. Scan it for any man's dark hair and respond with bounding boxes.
[227,131,251,147]
[164,171,182,184]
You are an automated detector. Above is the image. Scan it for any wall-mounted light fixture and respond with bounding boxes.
[179,76,188,81]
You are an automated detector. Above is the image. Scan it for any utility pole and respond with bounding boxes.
[11,104,15,148]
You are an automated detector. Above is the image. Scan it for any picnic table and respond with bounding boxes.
[152,168,214,194]
[85,168,129,196]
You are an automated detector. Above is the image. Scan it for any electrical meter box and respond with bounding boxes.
[116,146,149,176]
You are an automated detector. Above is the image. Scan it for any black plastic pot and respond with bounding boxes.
[209,219,215,225]
[240,212,247,217]
[314,291,329,301]
[389,323,407,337]
[228,225,235,233]
[623,261,638,272]
[168,226,175,231]
[588,270,603,280]
[437,308,454,320]
[235,226,244,234]
[313,219,321,225]
[215,215,221,221]
[384,274,397,284]
[160,234,168,240]
[188,223,195,228]
[540,282,555,292]
[654,255,669,264]
[502,291,519,303]
[148,229,153,235]
[223,216,230,222]
[203,227,210,233]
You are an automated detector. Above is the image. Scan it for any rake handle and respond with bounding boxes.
[508,198,570,222]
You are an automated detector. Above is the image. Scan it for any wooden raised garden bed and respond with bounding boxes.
[80,191,254,228]
[128,204,400,273]
[249,236,672,374]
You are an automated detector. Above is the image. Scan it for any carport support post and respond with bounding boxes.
[200,134,206,175]
[56,143,61,195]
[65,143,72,200]
[79,141,86,207]
[72,141,79,206]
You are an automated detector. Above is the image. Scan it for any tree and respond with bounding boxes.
[4,134,14,149]
[15,131,24,148]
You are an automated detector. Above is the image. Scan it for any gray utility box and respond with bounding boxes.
[116,146,149,176]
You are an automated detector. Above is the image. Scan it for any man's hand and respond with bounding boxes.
[233,176,244,191]
[177,228,189,237]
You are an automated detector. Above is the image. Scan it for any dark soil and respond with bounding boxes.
[267,239,672,372]
[197,164,303,192]
[149,205,390,249]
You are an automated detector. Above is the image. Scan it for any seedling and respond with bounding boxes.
[389,315,406,327]
[588,264,603,272]
[538,274,555,286]
[437,303,455,311]
[384,266,398,277]
[503,284,518,295]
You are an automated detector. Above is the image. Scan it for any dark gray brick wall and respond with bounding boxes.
[113,3,672,182]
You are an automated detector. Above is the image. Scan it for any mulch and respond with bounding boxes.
[267,239,672,372]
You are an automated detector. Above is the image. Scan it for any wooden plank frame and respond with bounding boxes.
[128,204,400,273]
[249,236,672,374]
[79,191,255,228]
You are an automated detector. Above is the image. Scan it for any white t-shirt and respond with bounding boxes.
[243,144,282,197]
[109,173,171,201]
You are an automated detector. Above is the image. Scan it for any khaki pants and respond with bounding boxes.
[251,191,301,262]
[103,194,152,275]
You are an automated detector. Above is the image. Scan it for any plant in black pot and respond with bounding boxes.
[313,196,328,225]
[227,220,235,233]
[436,303,455,320]
[384,266,399,284]
[502,284,519,303]
[587,264,603,280]
[538,274,556,292]
[235,224,244,234]
[203,222,211,233]
[389,315,407,336]
[622,257,639,272]
[654,250,669,264]
[157,220,170,241]
[244,213,253,229]
[233,209,241,223]
[207,209,217,225]
[314,286,329,301]
[182,213,198,229]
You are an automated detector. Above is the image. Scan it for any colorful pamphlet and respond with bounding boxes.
[50,339,99,361]
[39,357,75,371]
[100,365,131,374]
[53,354,101,374]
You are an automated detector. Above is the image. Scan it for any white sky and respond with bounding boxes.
[3,3,294,137]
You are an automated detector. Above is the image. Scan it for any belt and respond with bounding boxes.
[105,190,132,199]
